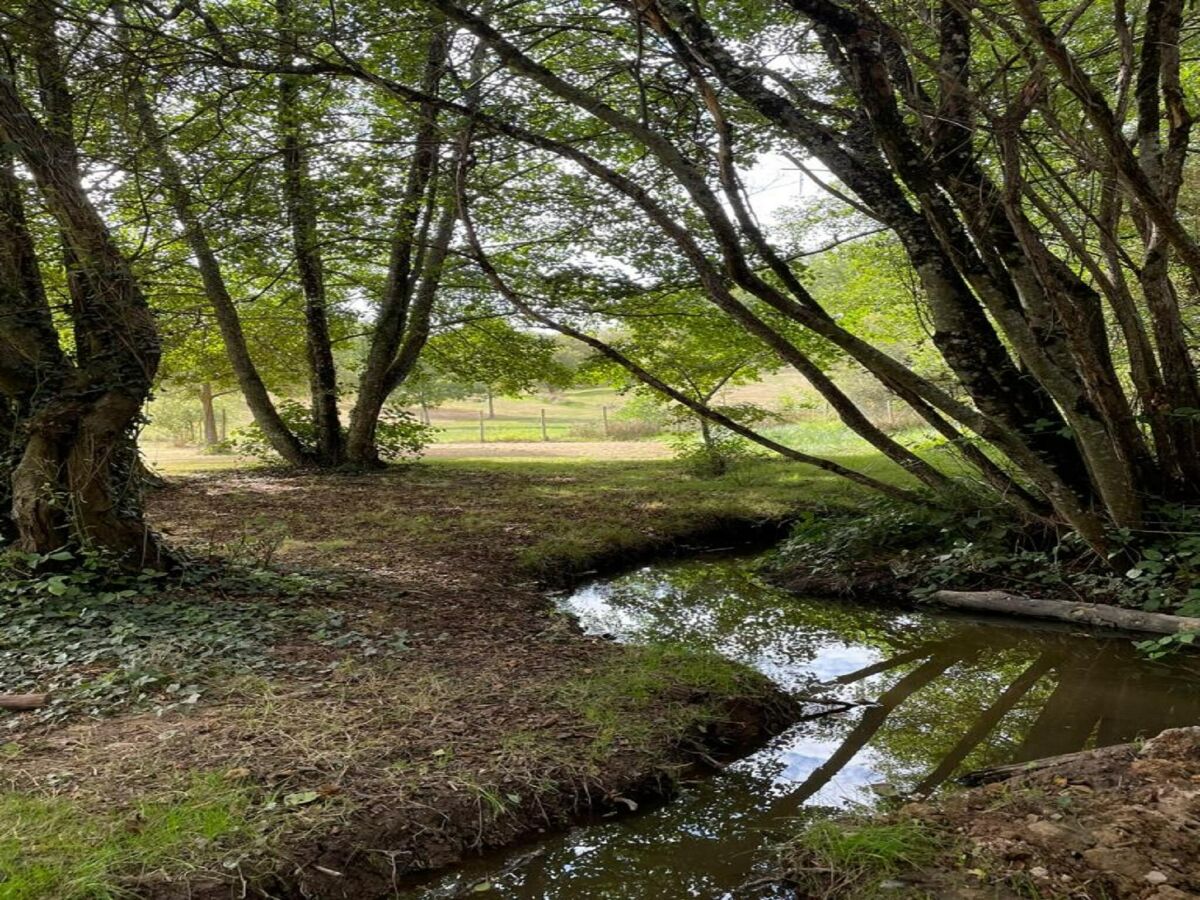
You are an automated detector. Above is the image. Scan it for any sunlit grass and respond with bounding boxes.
[554,644,780,761]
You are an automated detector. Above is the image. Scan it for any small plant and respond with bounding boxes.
[777,498,948,579]
[669,427,755,476]
[1136,630,1199,660]
[374,404,436,462]
[784,819,943,898]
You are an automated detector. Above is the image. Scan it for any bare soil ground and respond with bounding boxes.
[2,460,805,899]
[821,727,1200,900]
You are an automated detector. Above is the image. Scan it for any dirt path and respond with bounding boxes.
[141,440,673,475]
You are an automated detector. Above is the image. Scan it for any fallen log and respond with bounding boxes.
[957,742,1137,787]
[927,590,1200,636]
[0,693,49,711]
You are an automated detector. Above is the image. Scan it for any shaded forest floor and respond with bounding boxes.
[1,457,884,899]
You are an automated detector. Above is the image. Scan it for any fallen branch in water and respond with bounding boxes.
[926,590,1200,636]
[0,693,49,711]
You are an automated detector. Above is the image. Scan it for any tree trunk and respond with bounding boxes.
[199,382,219,447]
[118,5,312,468]
[344,27,452,469]
[928,590,1200,635]
[277,0,343,466]
[0,10,164,563]
[0,694,48,711]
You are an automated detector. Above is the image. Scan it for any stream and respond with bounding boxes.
[417,553,1200,898]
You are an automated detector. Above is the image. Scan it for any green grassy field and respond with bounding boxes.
[427,386,630,442]
[143,371,865,447]
[141,369,934,475]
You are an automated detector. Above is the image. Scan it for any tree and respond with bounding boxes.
[15,0,1200,569]
[372,0,1200,561]
[0,1,162,559]
[583,293,781,464]
[114,2,462,468]
[421,320,574,418]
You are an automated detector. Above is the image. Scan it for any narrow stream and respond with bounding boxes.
[418,553,1200,898]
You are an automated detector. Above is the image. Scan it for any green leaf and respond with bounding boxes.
[283,791,320,807]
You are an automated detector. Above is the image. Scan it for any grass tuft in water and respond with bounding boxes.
[783,819,943,898]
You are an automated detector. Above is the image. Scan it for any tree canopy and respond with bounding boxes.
[0,0,1198,564]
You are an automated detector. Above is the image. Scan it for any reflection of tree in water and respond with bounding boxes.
[806,629,1200,801]
[459,561,1200,899]
[575,558,1200,797]
[571,561,952,685]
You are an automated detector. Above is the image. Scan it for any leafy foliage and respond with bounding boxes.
[778,498,1200,656]
[231,400,434,464]
[0,546,404,726]
[668,428,756,477]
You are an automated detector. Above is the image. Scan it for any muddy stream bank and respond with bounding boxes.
[412,553,1200,899]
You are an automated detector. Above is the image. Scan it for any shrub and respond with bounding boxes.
[375,405,436,461]
[230,400,434,464]
[668,428,755,476]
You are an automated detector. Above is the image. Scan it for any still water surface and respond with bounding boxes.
[419,554,1200,898]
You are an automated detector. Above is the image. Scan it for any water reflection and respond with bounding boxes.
[419,556,1200,898]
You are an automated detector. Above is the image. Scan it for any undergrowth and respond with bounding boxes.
[556,644,783,761]
[0,545,406,727]
[775,496,1200,655]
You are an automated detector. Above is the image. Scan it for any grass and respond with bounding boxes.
[783,819,945,899]
[425,386,631,444]
[762,421,937,457]
[482,455,911,578]
[0,774,257,900]
[555,643,781,761]
[141,372,936,471]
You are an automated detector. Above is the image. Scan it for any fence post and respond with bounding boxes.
[602,405,609,437]
[541,408,548,441]
[479,410,485,444]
